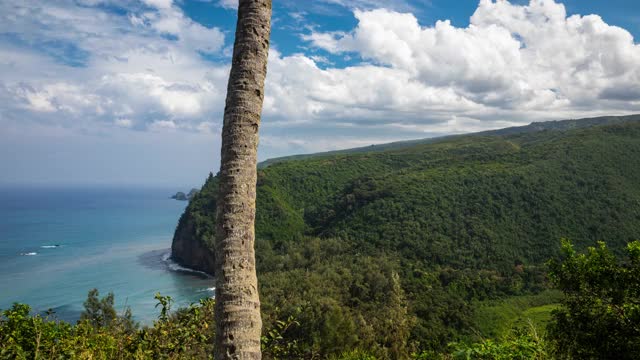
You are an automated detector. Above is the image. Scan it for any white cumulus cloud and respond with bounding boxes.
[0,0,228,134]
[301,0,640,124]
[1,0,639,160]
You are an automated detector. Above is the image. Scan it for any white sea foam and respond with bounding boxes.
[41,245,60,249]
[161,251,212,278]
[161,251,171,262]
[21,252,37,256]
[197,287,216,293]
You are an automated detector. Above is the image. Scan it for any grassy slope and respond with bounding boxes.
[472,290,562,338]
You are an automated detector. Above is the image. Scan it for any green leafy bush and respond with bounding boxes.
[0,290,215,360]
[0,290,310,360]
[547,240,640,359]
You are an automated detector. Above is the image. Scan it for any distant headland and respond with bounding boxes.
[170,188,199,201]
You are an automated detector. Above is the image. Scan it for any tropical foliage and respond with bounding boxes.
[3,239,639,359]
[547,240,640,359]
[0,290,214,360]
[174,118,640,355]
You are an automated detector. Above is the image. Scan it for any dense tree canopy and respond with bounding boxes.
[172,117,640,355]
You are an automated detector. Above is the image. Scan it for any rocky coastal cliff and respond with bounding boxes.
[170,174,217,275]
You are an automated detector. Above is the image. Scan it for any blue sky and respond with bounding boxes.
[0,0,639,186]
[182,0,640,68]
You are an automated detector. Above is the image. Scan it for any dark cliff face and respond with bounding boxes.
[171,211,215,275]
[171,174,217,275]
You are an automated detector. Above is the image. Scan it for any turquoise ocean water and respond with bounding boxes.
[0,186,213,324]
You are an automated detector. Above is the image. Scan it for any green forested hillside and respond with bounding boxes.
[251,117,640,270]
[258,114,640,168]
[172,115,640,356]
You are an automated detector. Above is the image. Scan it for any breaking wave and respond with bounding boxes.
[161,251,212,278]
[197,287,216,293]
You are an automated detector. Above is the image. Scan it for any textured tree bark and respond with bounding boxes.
[214,0,271,359]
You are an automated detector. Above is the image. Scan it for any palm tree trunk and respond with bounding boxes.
[214,0,271,359]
